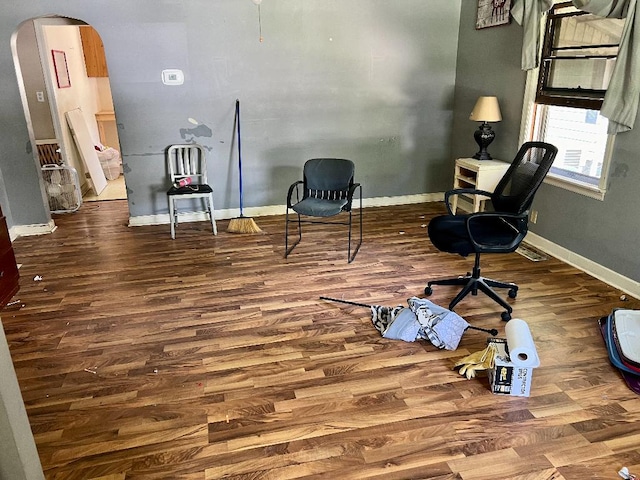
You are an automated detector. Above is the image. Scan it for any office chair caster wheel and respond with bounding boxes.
[508,288,517,299]
[425,286,433,296]
[501,311,511,322]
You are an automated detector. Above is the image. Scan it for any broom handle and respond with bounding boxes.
[321,296,497,336]
[319,296,372,308]
[235,99,244,216]
[466,325,498,336]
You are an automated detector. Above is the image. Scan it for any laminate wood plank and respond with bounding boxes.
[447,449,554,480]
[4,200,640,479]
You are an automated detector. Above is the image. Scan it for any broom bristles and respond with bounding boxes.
[227,216,263,234]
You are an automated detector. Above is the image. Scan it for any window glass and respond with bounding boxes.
[532,105,609,188]
[537,3,624,109]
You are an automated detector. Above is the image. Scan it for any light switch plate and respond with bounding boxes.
[161,69,184,85]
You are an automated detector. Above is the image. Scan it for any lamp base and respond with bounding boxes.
[472,122,495,160]
[472,151,494,160]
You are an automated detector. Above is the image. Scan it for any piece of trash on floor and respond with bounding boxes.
[421,224,427,228]
[619,466,638,480]
[6,300,20,306]
[320,296,496,351]
[33,275,43,281]
[399,231,405,235]
[83,368,97,375]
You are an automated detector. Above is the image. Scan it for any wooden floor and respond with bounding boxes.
[4,200,640,480]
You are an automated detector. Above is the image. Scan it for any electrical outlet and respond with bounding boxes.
[530,210,538,223]
[36,91,45,102]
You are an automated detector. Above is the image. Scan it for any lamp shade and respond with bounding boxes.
[469,96,502,122]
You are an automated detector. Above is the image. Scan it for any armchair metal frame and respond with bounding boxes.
[285,158,362,263]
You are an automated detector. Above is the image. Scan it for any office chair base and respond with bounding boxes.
[425,273,517,322]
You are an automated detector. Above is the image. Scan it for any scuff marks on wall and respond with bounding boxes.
[610,161,629,178]
[179,122,212,142]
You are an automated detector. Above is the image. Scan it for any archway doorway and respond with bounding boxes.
[12,15,127,220]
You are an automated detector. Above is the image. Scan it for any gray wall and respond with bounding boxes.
[454,1,640,283]
[1,1,462,225]
[16,21,55,141]
[450,2,526,163]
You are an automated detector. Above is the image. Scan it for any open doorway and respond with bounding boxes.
[13,16,127,215]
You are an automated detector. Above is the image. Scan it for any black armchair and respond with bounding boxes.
[285,158,362,263]
[425,142,558,321]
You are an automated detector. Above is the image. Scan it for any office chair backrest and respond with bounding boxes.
[491,142,558,215]
[167,144,208,185]
[303,158,354,198]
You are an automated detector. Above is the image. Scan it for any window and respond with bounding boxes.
[537,3,623,109]
[531,104,611,189]
[521,2,622,199]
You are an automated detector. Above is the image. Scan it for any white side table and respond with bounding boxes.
[451,158,510,214]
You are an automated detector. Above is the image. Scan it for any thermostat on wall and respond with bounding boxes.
[162,69,184,85]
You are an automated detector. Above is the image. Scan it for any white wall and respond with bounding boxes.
[41,24,103,185]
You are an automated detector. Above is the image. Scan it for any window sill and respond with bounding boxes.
[544,174,606,200]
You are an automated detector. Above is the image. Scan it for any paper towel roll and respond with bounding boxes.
[505,318,540,367]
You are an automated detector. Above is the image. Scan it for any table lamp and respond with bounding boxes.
[469,96,502,160]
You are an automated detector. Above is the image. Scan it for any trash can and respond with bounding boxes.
[96,147,122,180]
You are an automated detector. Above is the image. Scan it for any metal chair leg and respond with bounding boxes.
[208,193,218,235]
[169,198,176,239]
[284,209,302,258]
[347,185,362,263]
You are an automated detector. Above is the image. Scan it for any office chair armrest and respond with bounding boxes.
[444,188,493,215]
[347,182,361,197]
[286,181,304,208]
[465,211,528,253]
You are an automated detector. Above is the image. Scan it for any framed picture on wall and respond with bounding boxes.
[52,50,70,88]
[476,0,512,29]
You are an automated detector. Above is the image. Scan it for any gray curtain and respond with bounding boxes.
[512,0,639,133]
[511,0,553,70]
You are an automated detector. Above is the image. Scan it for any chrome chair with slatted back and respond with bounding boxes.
[166,144,217,239]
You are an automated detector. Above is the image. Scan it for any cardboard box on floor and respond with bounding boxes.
[487,338,536,397]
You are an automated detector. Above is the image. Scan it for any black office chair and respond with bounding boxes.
[285,158,362,263]
[425,142,558,321]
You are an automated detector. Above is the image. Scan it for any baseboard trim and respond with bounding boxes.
[525,232,640,299]
[361,193,443,208]
[127,193,444,227]
[9,220,57,240]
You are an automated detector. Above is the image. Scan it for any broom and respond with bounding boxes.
[227,99,263,234]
